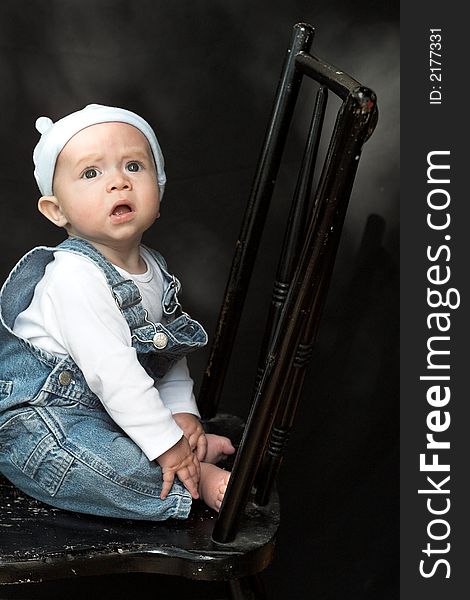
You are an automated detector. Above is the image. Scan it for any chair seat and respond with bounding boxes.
[0,414,279,585]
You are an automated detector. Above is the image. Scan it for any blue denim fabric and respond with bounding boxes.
[0,238,207,520]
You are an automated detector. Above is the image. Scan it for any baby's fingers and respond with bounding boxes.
[192,452,201,481]
[160,468,175,500]
[195,433,208,462]
[177,467,200,499]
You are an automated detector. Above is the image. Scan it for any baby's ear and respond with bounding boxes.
[37,196,68,228]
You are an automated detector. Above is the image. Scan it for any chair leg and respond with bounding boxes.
[228,574,267,600]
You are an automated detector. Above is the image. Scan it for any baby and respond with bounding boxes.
[0,104,234,520]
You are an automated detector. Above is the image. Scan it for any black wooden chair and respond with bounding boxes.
[0,22,378,598]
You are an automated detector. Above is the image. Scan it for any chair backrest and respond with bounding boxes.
[197,22,378,543]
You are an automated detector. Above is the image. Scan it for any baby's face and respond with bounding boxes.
[51,122,160,250]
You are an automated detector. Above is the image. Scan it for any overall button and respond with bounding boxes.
[153,332,168,349]
[58,370,72,386]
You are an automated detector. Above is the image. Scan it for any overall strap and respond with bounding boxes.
[140,245,183,318]
[57,238,148,331]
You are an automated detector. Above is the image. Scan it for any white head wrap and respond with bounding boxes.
[32,103,166,197]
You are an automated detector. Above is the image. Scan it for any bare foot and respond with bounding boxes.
[204,433,235,464]
[199,463,231,512]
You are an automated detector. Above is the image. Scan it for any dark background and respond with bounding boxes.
[0,1,399,598]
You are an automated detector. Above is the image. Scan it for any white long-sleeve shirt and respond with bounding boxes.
[13,247,200,461]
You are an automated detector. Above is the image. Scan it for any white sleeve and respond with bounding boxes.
[157,357,201,417]
[40,257,183,462]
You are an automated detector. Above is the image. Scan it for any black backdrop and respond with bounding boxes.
[0,1,399,598]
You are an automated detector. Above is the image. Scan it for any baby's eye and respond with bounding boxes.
[126,161,142,172]
[82,168,101,179]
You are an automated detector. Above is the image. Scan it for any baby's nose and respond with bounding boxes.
[107,170,131,191]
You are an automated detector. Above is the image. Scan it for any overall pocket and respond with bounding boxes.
[0,407,74,497]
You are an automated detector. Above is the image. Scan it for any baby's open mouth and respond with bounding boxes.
[112,204,132,216]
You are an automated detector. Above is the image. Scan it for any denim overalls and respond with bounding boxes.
[0,237,207,520]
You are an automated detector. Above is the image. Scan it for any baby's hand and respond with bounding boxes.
[173,412,208,462]
[156,435,200,500]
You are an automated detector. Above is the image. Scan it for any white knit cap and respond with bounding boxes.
[33,103,166,197]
